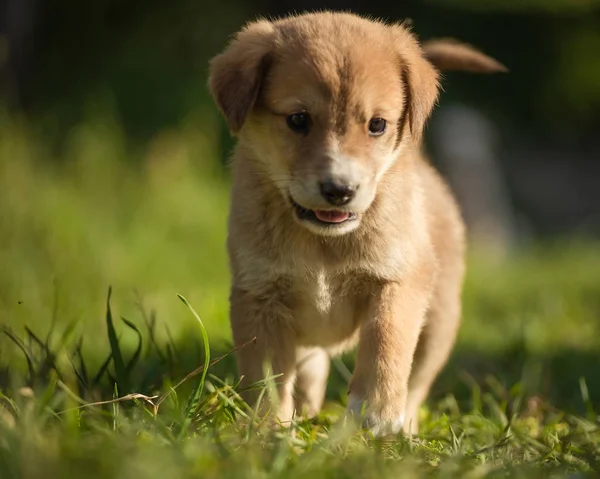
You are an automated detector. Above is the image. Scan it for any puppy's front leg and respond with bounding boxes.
[230,287,297,425]
[348,274,434,436]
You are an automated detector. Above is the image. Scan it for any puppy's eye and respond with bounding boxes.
[287,112,310,133]
[368,118,387,136]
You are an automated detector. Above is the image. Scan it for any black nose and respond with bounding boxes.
[319,180,357,206]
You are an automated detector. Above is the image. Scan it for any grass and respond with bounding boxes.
[1,106,599,478]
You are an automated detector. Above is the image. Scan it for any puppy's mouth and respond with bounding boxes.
[289,197,357,226]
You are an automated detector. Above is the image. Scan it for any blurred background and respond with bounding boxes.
[0,1,599,412]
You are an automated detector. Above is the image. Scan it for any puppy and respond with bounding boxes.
[208,11,506,436]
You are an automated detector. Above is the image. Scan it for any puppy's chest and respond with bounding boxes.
[291,270,370,346]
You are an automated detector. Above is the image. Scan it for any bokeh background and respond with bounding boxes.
[1,0,599,412]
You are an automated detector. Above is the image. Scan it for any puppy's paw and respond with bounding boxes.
[346,394,405,437]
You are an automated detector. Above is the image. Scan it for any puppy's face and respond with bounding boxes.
[252,39,412,236]
[209,13,505,236]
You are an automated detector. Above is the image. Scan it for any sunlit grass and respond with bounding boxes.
[0,106,231,348]
[0,108,599,478]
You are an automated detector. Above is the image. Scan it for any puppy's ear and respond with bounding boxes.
[422,38,508,73]
[208,20,276,133]
[394,26,441,144]
[401,55,439,144]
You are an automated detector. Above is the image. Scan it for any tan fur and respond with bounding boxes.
[422,38,508,74]
[208,11,503,436]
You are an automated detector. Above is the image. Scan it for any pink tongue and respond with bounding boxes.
[314,210,350,223]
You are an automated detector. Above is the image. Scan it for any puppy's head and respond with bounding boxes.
[209,12,505,237]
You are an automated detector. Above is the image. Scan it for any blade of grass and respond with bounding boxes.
[73,337,89,385]
[121,317,142,376]
[45,278,60,348]
[68,341,89,391]
[332,356,352,383]
[247,382,269,441]
[24,326,46,352]
[2,326,35,381]
[164,323,181,365]
[105,286,128,393]
[579,376,596,421]
[154,336,256,412]
[92,352,113,386]
[56,382,158,414]
[113,383,119,432]
[177,294,210,439]
[135,290,168,363]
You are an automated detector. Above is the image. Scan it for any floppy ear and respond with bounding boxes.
[400,54,440,144]
[422,38,508,73]
[394,25,441,144]
[208,20,276,134]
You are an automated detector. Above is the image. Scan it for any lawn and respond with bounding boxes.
[1,108,599,478]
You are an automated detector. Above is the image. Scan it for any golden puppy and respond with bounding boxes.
[208,11,506,436]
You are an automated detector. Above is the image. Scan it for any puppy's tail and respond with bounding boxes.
[422,38,508,74]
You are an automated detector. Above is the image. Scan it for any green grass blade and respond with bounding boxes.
[92,352,114,386]
[105,286,128,393]
[579,376,596,421]
[68,340,88,390]
[73,337,89,385]
[177,293,211,439]
[120,317,142,376]
[24,326,46,352]
[2,326,35,381]
[112,383,119,432]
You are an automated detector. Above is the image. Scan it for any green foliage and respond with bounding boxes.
[178,293,211,438]
[1,293,599,479]
[1,110,599,478]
